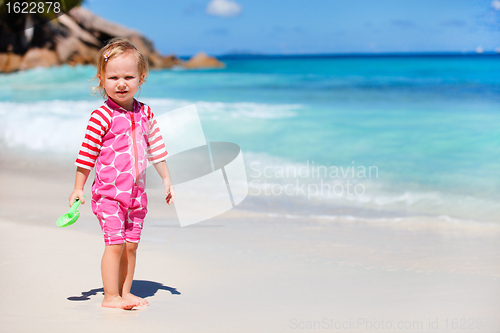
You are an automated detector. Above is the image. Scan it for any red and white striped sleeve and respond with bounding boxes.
[145,105,168,164]
[75,107,112,170]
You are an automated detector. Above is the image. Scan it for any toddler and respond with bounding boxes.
[69,37,174,310]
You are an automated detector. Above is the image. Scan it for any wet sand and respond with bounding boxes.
[1,153,500,332]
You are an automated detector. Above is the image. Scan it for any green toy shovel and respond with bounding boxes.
[57,196,85,227]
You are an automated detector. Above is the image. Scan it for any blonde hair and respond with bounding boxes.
[91,37,149,98]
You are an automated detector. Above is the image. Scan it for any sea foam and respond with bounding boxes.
[0,98,300,154]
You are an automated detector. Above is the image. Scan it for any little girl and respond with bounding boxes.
[69,38,175,310]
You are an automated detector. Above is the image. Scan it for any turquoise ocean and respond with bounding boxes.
[1,54,499,224]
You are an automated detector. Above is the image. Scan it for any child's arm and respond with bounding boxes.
[69,166,90,206]
[70,107,111,207]
[153,160,175,205]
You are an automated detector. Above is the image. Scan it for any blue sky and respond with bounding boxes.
[82,0,500,57]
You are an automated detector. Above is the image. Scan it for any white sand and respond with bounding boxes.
[1,155,500,332]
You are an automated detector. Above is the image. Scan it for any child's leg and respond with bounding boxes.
[119,242,149,306]
[101,243,139,309]
[93,194,139,309]
[120,186,149,306]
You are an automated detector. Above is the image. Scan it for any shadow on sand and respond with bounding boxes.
[67,280,180,301]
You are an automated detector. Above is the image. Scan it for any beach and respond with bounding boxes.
[1,151,500,333]
[1,0,499,328]
[1,55,500,332]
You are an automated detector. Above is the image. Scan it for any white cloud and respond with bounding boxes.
[492,0,500,10]
[206,0,242,17]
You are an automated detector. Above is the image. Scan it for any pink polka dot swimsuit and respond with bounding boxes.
[76,98,168,245]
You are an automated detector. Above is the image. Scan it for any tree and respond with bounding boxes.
[0,0,82,53]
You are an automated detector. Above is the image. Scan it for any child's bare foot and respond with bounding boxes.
[122,293,149,307]
[102,295,139,310]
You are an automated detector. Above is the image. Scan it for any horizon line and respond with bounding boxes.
[177,50,500,60]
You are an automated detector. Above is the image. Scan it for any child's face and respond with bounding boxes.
[100,52,145,110]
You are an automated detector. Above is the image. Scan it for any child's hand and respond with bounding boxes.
[69,190,85,207]
[163,180,175,205]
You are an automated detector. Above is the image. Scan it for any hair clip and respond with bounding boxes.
[104,51,111,62]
